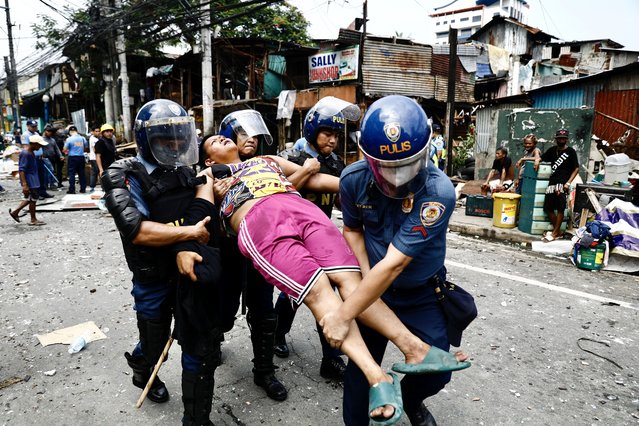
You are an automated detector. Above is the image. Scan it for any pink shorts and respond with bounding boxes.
[237,193,360,305]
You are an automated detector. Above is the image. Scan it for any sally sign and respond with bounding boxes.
[308,45,359,84]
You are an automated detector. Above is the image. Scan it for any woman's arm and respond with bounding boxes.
[269,155,339,193]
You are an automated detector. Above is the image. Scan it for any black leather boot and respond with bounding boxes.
[127,313,172,403]
[273,334,289,358]
[406,403,437,426]
[181,370,215,426]
[248,312,288,401]
[319,356,346,381]
[124,351,169,403]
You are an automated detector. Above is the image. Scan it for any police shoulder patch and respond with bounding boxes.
[420,202,445,227]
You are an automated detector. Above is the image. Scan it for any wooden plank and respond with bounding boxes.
[578,208,589,228]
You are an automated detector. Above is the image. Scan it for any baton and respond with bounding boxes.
[135,335,173,408]
[43,160,59,184]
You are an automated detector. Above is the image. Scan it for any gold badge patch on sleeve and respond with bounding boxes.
[420,202,445,226]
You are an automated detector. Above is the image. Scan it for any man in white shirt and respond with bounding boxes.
[88,125,101,192]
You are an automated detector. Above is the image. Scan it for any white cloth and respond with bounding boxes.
[88,135,98,161]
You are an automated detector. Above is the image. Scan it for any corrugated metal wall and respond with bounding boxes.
[475,102,529,178]
[593,89,639,145]
[531,87,586,109]
[362,40,434,98]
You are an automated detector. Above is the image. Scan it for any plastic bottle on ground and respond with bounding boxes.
[68,334,88,354]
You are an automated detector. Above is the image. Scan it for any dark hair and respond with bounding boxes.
[198,133,217,167]
[524,134,537,144]
[496,147,508,156]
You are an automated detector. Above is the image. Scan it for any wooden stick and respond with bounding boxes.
[135,336,173,408]
[578,208,589,228]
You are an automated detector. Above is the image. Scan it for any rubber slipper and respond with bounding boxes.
[9,209,20,223]
[28,220,46,226]
[369,372,403,425]
[391,346,471,375]
[541,234,554,243]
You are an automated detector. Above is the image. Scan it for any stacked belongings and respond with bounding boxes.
[571,220,611,270]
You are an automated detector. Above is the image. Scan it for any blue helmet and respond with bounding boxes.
[219,109,273,145]
[359,95,431,198]
[303,96,361,148]
[134,99,198,167]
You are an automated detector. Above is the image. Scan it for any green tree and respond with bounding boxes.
[453,124,475,175]
[33,1,311,60]
[215,1,311,45]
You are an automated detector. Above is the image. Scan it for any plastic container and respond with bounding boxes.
[604,153,631,185]
[575,243,606,270]
[492,193,521,228]
[68,334,88,354]
[465,195,493,217]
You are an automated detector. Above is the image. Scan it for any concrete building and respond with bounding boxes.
[431,0,529,44]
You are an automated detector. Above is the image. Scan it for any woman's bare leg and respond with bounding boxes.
[303,274,396,420]
[329,271,468,364]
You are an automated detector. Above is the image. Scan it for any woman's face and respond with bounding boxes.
[235,130,259,158]
[202,135,238,165]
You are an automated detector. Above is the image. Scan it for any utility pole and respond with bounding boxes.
[445,28,458,177]
[3,0,20,130]
[114,0,131,141]
[201,0,214,134]
[100,0,115,125]
[356,0,367,105]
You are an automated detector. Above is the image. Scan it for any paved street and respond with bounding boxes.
[1,177,638,425]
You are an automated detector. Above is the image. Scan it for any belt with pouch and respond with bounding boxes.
[387,267,445,295]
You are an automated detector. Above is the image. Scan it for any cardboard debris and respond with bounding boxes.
[530,239,574,255]
[37,192,105,211]
[36,321,107,347]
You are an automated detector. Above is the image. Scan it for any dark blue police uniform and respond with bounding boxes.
[339,160,456,425]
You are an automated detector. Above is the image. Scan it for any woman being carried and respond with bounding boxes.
[179,132,470,424]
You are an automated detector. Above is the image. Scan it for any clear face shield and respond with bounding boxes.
[146,116,199,167]
[313,96,362,122]
[365,149,428,198]
[227,110,273,145]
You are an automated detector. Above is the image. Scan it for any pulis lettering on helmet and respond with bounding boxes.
[332,115,346,124]
[379,141,411,156]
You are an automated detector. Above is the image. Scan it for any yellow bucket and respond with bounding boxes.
[492,193,521,228]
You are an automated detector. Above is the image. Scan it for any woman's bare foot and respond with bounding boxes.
[369,372,397,420]
[402,339,469,365]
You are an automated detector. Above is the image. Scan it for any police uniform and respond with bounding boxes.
[339,160,455,425]
[103,156,222,422]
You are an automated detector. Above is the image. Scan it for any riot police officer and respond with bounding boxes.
[321,95,467,425]
[102,99,222,425]
[274,96,361,380]
[215,109,288,401]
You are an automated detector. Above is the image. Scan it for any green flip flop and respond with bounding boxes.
[369,372,403,425]
[391,346,471,375]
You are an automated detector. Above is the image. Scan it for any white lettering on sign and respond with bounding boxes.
[308,46,360,84]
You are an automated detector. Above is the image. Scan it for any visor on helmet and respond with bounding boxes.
[225,110,273,145]
[145,116,198,167]
[313,96,361,122]
[363,140,429,198]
